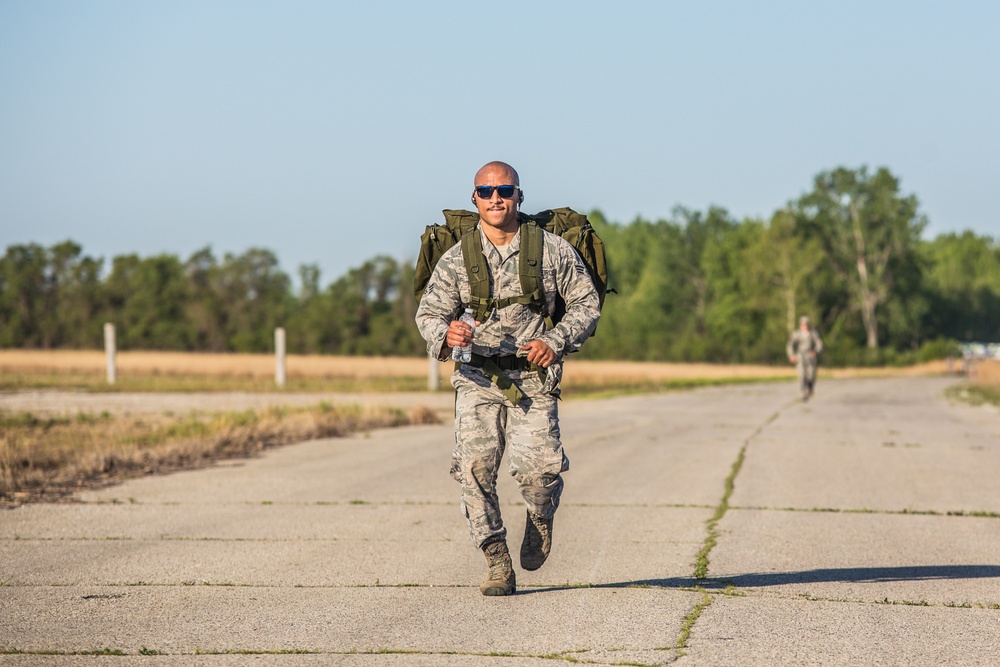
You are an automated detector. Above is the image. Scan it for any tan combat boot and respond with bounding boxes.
[520,510,553,571]
[480,540,516,596]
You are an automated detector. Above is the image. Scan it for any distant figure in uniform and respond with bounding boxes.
[415,161,600,596]
[787,315,824,401]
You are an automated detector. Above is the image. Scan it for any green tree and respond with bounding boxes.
[920,231,1000,342]
[796,166,926,350]
[324,256,422,356]
[700,219,780,363]
[183,247,228,351]
[581,214,688,360]
[747,210,826,336]
[0,244,49,347]
[215,249,293,352]
[673,206,738,360]
[105,254,193,349]
[49,241,105,348]
[0,241,104,348]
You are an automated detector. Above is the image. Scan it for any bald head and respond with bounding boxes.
[475,161,519,186]
[472,161,522,233]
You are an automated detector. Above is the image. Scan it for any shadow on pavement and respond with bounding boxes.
[519,565,1000,595]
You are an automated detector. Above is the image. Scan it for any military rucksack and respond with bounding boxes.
[414,207,609,329]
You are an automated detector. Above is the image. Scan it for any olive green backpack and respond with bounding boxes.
[413,207,609,329]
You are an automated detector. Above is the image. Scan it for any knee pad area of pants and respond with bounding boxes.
[467,457,500,493]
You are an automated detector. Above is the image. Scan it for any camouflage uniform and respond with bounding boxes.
[787,327,824,399]
[415,224,600,548]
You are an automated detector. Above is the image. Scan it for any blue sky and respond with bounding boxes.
[1,1,998,286]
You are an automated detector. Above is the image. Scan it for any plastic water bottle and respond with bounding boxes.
[451,308,476,363]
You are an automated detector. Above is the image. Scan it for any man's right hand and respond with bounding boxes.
[789,355,797,364]
[446,319,476,349]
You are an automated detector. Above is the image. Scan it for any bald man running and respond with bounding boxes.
[415,161,600,596]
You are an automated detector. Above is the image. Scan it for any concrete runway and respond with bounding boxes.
[2,377,999,665]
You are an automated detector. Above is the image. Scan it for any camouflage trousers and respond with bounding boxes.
[797,359,818,396]
[449,367,569,549]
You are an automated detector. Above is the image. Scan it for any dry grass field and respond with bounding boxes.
[974,358,1000,385]
[0,350,430,378]
[0,350,441,392]
[0,402,440,506]
[0,350,952,394]
[970,359,1000,402]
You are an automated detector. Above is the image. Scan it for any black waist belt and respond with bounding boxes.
[461,353,544,405]
[467,353,533,371]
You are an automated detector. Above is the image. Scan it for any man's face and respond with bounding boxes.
[473,165,520,230]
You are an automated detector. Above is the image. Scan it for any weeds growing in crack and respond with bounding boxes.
[694,444,746,579]
[675,589,713,653]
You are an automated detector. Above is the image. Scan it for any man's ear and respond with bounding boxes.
[471,194,476,206]
[518,189,524,203]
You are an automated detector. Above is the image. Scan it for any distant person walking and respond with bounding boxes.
[787,315,823,401]
[415,161,600,596]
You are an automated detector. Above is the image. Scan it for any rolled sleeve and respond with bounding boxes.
[415,247,463,360]
[538,238,600,357]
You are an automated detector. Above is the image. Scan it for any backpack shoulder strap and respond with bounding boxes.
[459,224,493,323]
[518,221,554,330]
[450,215,553,328]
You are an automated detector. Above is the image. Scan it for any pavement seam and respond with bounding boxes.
[672,588,713,657]
[678,406,788,659]
[6,581,997,611]
[64,499,719,507]
[729,505,1000,519]
[701,587,1000,611]
[0,646,665,665]
[693,408,786,581]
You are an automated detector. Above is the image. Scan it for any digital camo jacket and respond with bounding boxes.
[415,224,600,390]
[786,328,824,364]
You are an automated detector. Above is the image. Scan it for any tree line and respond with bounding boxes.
[2,166,998,366]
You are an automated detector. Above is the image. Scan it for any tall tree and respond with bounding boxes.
[795,166,925,349]
[50,241,105,348]
[920,232,1000,342]
[749,209,825,335]
[0,244,49,347]
[105,254,193,349]
[215,249,292,352]
[184,247,228,351]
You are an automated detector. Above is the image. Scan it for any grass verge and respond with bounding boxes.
[1,402,440,506]
[568,375,789,399]
[0,370,791,396]
[946,360,1000,408]
[952,384,1000,407]
[0,372,430,394]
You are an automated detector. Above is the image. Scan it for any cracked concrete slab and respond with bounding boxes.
[678,595,1000,667]
[1,586,696,659]
[707,509,1000,606]
[732,377,1000,513]
[0,506,710,588]
[2,377,998,666]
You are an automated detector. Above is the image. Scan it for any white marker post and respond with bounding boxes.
[275,327,287,388]
[428,353,439,391]
[104,322,117,385]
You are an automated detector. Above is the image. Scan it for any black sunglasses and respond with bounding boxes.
[474,185,520,199]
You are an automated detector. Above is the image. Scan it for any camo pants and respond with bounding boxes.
[798,359,818,397]
[449,368,569,549]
